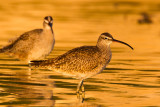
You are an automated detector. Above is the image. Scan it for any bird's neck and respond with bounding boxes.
[96,40,111,53]
[96,40,112,67]
[43,24,53,34]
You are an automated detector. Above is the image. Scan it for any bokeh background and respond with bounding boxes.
[0,0,160,106]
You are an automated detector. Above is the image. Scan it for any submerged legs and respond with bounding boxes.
[77,79,85,102]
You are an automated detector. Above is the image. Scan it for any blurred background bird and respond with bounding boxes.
[0,16,55,63]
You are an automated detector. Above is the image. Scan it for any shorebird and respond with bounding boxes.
[0,16,55,63]
[138,12,152,24]
[31,32,133,94]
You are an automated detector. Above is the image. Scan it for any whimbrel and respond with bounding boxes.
[138,12,152,24]
[0,16,55,63]
[31,32,133,94]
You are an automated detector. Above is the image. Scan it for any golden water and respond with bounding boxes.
[0,0,160,106]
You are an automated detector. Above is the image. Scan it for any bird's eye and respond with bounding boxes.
[105,37,108,39]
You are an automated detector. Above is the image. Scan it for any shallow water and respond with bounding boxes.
[0,0,160,106]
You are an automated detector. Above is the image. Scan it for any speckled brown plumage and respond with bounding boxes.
[32,45,111,78]
[31,32,133,94]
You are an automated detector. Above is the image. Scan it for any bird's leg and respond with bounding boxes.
[81,84,85,92]
[29,63,31,68]
[27,67,31,76]
[28,61,32,68]
[77,79,84,98]
[77,79,84,93]
[77,79,85,102]
[81,84,85,99]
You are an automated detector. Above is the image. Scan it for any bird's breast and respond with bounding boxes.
[28,31,55,60]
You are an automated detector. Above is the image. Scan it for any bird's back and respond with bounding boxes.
[31,46,111,78]
[0,29,43,60]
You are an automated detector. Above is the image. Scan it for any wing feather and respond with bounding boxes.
[39,46,101,72]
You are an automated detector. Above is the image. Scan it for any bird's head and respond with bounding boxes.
[43,16,53,28]
[98,32,133,50]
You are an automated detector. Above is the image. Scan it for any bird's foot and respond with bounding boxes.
[76,90,85,103]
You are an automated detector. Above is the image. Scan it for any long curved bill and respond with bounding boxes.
[113,39,134,50]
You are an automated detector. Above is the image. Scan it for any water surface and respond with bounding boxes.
[0,0,160,106]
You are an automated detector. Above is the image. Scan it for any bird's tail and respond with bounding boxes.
[0,44,13,53]
[30,60,45,67]
[0,48,6,53]
[30,59,54,68]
